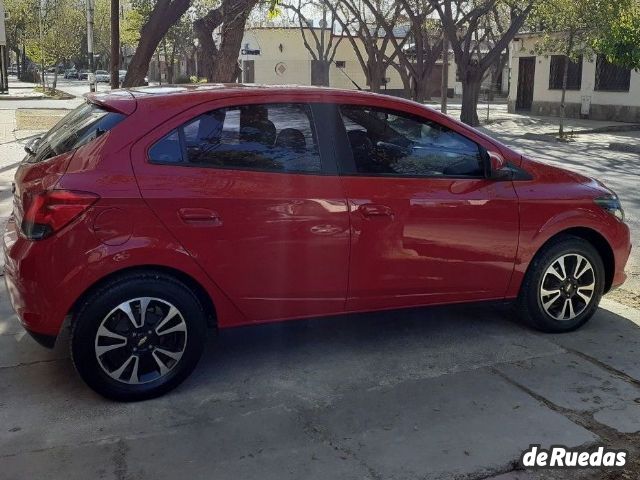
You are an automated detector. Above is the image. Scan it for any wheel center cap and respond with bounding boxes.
[137,336,148,347]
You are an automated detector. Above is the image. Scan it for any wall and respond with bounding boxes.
[508,34,640,122]
[239,27,460,96]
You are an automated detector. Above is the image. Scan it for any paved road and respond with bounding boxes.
[1,102,640,479]
[2,282,640,479]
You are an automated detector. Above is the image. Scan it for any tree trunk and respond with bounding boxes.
[194,7,223,81]
[559,58,569,138]
[210,3,252,82]
[168,45,176,84]
[559,34,574,138]
[394,64,412,99]
[110,0,120,89]
[195,0,255,83]
[460,70,482,126]
[367,62,383,92]
[122,0,191,87]
[52,69,58,92]
[412,68,432,104]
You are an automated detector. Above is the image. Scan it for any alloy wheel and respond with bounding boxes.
[539,253,596,321]
[94,297,188,385]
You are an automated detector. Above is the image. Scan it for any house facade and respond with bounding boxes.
[508,32,640,122]
[237,25,463,98]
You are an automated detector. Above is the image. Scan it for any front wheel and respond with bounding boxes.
[71,272,207,401]
[517,236,605,333]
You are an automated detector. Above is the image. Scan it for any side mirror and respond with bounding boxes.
[486,151,512,180]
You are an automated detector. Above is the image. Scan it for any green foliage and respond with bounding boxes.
[4,0,38,55]
[530,0,631,58]
[592,2,640,70]
[121,9,146,47]
[24,0,85,68]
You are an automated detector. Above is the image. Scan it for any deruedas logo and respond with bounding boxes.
[521,445,628,468]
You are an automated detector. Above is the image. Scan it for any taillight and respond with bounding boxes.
[21,190,99,240]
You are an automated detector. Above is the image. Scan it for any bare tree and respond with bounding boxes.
[282,1,342,86]
[431,0,534,125]
[194,0,259,83]
[123,0,192,87]
[327,0,405,92]
[356,0,443,102]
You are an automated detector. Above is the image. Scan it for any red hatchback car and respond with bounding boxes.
[3,85,631,400]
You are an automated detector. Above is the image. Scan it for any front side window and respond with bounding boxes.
[149,103,321,173]
[339,105,484,177]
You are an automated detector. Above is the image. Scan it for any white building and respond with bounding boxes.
[508,32,640,122]
[238,25,477,98]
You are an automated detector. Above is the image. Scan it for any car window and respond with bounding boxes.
[149,103,322,174]
[26,101,125,163]
[339,105,484,177]
[148,130,182,164]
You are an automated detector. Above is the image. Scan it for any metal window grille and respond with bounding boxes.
[595,55,631,92]
[548,55,582,90]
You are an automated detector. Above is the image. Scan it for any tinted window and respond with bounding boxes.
[340,105,484,177]
[149,103,321,173]
[27,102,125,163]
[148,130,182,163]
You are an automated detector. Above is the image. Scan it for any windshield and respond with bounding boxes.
[27,102,125,163]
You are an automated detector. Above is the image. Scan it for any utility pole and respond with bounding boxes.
[39,0,45,90]
[86,0,96,92]
[441,36,449,115]
[110,0,119,89]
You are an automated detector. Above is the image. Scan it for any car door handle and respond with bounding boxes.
[178,208,222,226]
[357,204,395,219]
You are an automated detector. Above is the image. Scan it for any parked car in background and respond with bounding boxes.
[64,69,78,79]
[95,70,110,83]
[79,70,90,80]
[118,70,127,84]
[8,65,18,75]
[3,85,631,401]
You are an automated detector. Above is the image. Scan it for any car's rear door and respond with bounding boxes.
[332,102,519,311]
[131,96,350,322]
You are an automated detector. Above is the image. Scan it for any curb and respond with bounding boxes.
[600,297,640,325]
[0,95,46,101]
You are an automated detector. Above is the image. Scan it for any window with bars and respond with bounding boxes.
[595,55,631,92]
[548,55,582,90]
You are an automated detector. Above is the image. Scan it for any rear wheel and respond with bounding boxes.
[518,236,605,332]
[71,272,207,401]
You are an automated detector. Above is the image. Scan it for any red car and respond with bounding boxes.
[3,85,631,400]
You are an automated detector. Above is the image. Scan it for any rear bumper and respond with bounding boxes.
[3,216,65,337]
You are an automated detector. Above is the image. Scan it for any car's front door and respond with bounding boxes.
[132,99,350,322]
[334,103,519,311]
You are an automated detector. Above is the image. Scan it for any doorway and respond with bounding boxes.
[516,57,535,110]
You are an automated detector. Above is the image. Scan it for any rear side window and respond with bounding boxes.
[148,103,321,174]
[27,102,125,163]
[340,105,484,178]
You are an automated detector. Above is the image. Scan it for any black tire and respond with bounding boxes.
[517,235,605,333]
[71,271,207,401]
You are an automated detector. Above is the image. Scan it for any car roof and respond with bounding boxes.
[88,83,422,114]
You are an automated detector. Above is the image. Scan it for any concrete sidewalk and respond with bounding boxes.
[2,279,640,479]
